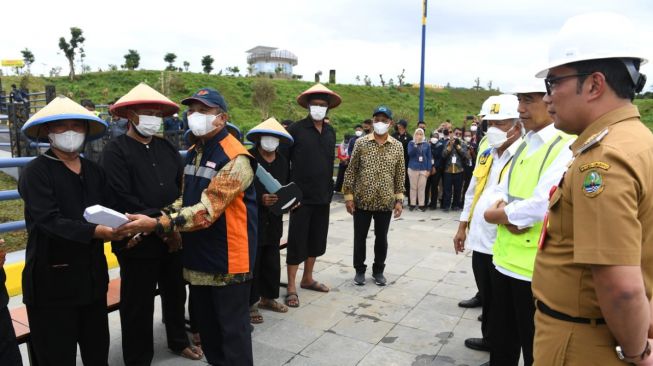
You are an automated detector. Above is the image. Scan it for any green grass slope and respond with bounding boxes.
[3,71,497,137]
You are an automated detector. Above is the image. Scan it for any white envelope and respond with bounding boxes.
[83,205,129,229]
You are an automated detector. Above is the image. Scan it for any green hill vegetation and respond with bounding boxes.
[3,71,500,137]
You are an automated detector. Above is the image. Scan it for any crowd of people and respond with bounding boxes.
[0,11,651,366]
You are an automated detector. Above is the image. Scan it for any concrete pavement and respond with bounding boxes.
[10,199,493,365]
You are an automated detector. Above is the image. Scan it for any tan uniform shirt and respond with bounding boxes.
[532,105,653,320]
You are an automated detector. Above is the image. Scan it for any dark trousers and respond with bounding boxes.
[461,168,474,207]
[27,298,109,366]
[426,170,443,208]
[0,306,21,366]
[334,162,347,193]
[117,253,189,365]
[489,268,535,366]
[250,244,281,306]
[404,163,410,195]
[191,282,253,366]
[188,284,199,334]
[353,209,392,274]
[442,172,463,210]
[472,251,493,342]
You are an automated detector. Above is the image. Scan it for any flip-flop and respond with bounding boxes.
[176,345,203,361]
[259,299,289,313]
[285,292,300,308]
[300,280,330,293]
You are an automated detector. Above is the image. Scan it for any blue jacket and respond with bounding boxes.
[407,141,432,171]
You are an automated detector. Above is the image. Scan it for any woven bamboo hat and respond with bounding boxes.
[22,96,108,142]
[110,83,179,118]
[296,83,342,109]
[245,117,293,145]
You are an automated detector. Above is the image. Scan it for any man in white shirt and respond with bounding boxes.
[453,94,523,355]
[484,85,576,366]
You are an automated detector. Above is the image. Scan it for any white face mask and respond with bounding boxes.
[464,136,472,142]
[430,138,438,144]
[486,126,508,148]
[309,105,328,121]
[470,125,478,132]
[48,130,86,152]
[355,130,363,137]
[134,115,162,137]
[260,136,280,152]
[188,112,219,136]
[373,121,390,135]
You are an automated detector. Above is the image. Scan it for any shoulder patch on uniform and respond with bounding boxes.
[582,170,604,197]
[579,161,610,172]
[479,148,492,165]
[575,128,609,156]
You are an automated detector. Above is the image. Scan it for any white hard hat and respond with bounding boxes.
[511,80,547,95]
[478,95,500,117]
[483,94,519,121]
[536,12,647,78]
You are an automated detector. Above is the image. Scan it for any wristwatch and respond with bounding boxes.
[616,340,651,363]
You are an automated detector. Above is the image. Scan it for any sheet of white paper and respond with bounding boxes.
[83,205,129,229]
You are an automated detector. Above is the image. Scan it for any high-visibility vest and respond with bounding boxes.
[493,131,574,279]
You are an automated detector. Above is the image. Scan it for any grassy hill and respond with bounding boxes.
[3,71,498,138]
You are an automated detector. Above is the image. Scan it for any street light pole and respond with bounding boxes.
[418,0,427,122]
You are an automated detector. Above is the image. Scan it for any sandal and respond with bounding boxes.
[300,280,330,293]
[285,292,300,308]
[258,299,289,313]
[177,345,203,361]
[250,305,264,324]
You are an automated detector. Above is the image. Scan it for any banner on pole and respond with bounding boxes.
[1,60,24,67]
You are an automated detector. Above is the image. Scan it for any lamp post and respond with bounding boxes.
[418,0,427,122]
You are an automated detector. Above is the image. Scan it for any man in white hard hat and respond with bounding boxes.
[483,86,575,365]
[453,93,523,356]
[532,12,653,365]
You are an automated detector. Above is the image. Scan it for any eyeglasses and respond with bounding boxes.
[544,73,592,94]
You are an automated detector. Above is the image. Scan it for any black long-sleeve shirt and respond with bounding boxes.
[18,150,113,306]
[287,117,336,205]
[250,148,288,247]
[100,134,184,258]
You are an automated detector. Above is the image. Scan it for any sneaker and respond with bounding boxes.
[409,205,416,211]
[419,206,427,212]
[354,272,366,286]
[372,273,387,286]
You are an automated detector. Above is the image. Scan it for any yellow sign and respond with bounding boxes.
[1,59,24,67]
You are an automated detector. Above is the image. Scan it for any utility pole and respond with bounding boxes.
[418,0,428,122]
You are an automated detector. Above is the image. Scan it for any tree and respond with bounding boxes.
[355,75,361,84]
[473,77,481,91]
[164,53,177,71]
[21,48,35,73]
[363,75,372,86]
[183,61,190,72]
[49,66,62,77]
[487,80,493,91]
[201,55,214,74]
[397,69,406,87]
[251,78,277,119]
[379,74,386,87]
[58,27,85,81]
[122,49,140,70]
[226,66,240,76]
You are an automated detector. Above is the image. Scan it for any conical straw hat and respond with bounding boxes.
[110,83,179,118]
[296,83,342,109]
[22,96,108,142]
[245,117,293,145]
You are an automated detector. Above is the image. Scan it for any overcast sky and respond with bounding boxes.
[1,0,651,92]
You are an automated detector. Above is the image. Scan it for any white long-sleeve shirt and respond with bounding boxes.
[459,139,523,255]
